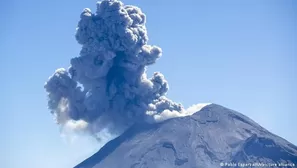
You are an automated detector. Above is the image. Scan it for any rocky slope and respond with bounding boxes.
[75,104,297,168]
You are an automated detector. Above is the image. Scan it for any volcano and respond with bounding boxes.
[74,104,297,168]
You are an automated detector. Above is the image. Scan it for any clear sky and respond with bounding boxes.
[0,0,296,167]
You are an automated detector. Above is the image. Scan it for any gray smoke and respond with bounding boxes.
[44,0,198,138]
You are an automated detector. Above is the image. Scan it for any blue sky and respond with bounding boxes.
[0,0,296,167]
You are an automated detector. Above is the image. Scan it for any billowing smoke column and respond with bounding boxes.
[44,0,187,137]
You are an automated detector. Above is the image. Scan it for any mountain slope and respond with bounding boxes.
[74,104,297,168]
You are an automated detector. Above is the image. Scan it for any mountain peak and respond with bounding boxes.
[75,104,297,168]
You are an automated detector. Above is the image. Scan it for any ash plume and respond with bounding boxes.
[44,0,204,138]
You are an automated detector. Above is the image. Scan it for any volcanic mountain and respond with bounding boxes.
[74,104,297,168]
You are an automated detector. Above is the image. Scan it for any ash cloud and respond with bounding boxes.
[44,0,207,138]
